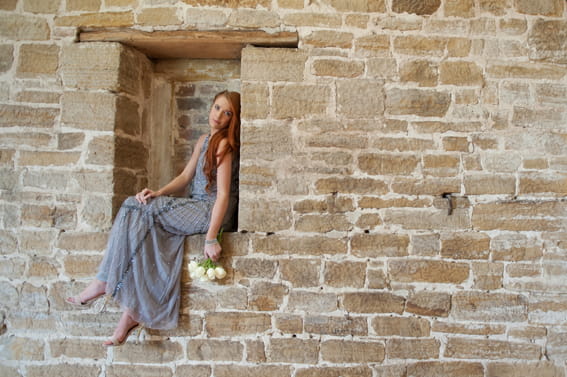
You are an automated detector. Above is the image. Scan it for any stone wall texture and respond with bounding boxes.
[1,0,567,376]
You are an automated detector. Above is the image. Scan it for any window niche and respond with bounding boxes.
[75,29,298,228]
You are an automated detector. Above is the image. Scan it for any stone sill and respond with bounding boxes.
[79,28,299,59]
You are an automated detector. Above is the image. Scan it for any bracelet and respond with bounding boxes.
[205,239,219,245]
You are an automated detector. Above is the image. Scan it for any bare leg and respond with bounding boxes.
[66,279,107,305]
[103,310,139,346]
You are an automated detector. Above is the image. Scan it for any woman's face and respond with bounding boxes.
[208,95,233,134]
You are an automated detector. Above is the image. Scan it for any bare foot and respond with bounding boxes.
[103,311,139,347]
[66,279,106,306]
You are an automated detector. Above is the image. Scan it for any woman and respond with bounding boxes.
[67,90,240,346]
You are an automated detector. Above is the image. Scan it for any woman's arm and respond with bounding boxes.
[136,135,206,204]
[203,139,233,261]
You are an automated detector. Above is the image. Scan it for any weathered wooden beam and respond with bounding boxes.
[79,29,299,59]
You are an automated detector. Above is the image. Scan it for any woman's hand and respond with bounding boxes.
[135,188,159,204]
[204,240,222,262]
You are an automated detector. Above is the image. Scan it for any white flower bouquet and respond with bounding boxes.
[188,259,227,282]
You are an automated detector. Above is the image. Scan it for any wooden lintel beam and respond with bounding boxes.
[79,29,299,59]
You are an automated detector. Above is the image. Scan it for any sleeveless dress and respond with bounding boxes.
[96,135,238,330]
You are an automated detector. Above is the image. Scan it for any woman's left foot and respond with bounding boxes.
[103,311,140,347]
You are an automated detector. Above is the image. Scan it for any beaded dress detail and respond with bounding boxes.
[97,135,236,330]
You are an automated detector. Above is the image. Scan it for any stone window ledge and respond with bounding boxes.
[79,28,298,59]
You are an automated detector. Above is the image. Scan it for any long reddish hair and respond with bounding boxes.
[204,90,240,192]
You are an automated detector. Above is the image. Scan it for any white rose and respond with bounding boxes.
[196,266,205,277]
[206,268,216,280]
[214,267,227,279]
[188,261,198,272]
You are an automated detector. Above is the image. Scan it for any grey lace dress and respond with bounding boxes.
[96,135,238,330]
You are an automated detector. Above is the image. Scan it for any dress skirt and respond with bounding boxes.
[97,195,213,330]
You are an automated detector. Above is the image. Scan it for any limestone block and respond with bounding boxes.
[181,0,270,8]
[245,339,266,363]
[486,362,565,377]
[389,259,469,284]
[0,104,58,128]
[0,44,13,73]
[278,0,304,9]
[386,88,451,117]
[408,362,484,377]
[137,7,182,26]
[26,364,100,377]
[66,0,101,11]
[491,233,542,262]
[24,0,60,13]
[367,58,398,79]
[80,195,113,229]
[55,11,134,28]
[452,291,527,321]
[279,258,320,287]
[406,291,451,317]
[268,338,319,364]
[472,201,566,231]
[295,214,352,233]
[228,9,280,28]
[445,338,541,360]
[519,173,567,195]
[487,62,566,80]
[354,34,390,56]
[58,132,85,150]
[274,314,303,334]
[337,79,384,118]
[394,36,446,56]
[116,96,140,136]
[240,83,268,119]
[303,30,354,49]
[214,365,290,377]
[238,198,292,232]
[205,312,271,337]
[387,338,440,360]
[0,258,26,279]
[186,8,227,28]
[440,61,484,86]
[529,20,567,65]
[288,290,337,312]
[106,365,174,377]
[473,261,503,290]
[113,340,183,363]
[536,84,567,106]
[57,231,108,251]
[249,281,288,311]
[63,255,102,278]
[296,367,372,377]
[61,43,121,91]
[233,257,276,279]
[440,232,490,260]
[283,13,342,27]
[115,136,148,171]
[444,0,475,17]
[18,151,80,167]
[0,13,50,40]
[321,340,385,363]
[0,0,16,10]
[323,0,386,12]
[372,316,430,337]
[392,0,440,15]
[528,293,567,326]
[304,315,367,336]
[358,153,419,175]
[464,174,516,195]
[351,233,409,258]
[342,292,405,314]
[316,177,388,195]
[252,235,347,256]
[400,60,438,87]
[272,84,330,118]
[187,339,243,361]
[312,58,364,78]
[323,261,365,288]
[516,0,563,16]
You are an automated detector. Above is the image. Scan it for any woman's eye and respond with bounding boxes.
[214,104,220,110]
[224,111,233,117]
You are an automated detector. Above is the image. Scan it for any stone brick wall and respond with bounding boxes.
[1,1,567,376]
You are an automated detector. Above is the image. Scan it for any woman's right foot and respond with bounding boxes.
[66,279,106,306]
